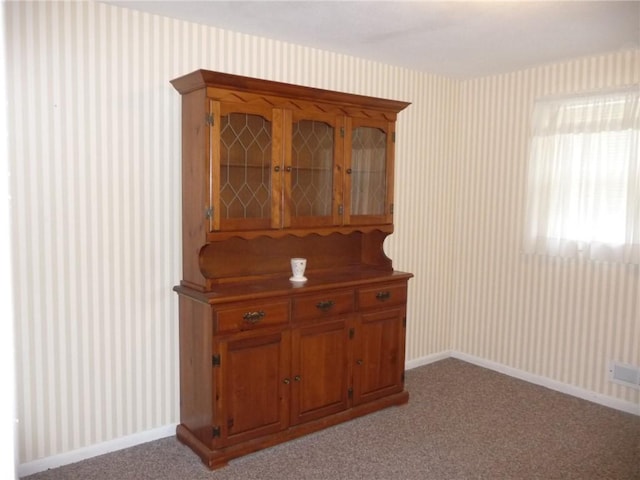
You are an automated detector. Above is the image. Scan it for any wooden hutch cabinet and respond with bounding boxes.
[171,69,412,469]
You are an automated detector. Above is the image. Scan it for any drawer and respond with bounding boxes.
[216,300,290,334]
[357,283,407,310]
[292,289,354,322]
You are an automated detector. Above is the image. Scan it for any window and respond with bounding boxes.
[524,89,640,264]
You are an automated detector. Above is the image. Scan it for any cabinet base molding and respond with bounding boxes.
[177,390,409,470]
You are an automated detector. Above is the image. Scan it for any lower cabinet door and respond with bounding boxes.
[214,330,291,447]
[290,318,351,425]
[352,307,406,406]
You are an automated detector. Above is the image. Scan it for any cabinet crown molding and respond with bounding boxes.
[171,69,411,115]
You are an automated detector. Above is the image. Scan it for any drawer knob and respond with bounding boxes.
[375,291,391,301]
[242,311,266,323]
[315,300,335,311]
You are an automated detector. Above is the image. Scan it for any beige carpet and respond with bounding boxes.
[24,358,640,479]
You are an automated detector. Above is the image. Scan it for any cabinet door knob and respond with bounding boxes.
[356,359,363,365]
[283,378,291,384]
[346,168,352,174]
[285,166,292,172]
[274,165,281,172]
[294,375,301,382]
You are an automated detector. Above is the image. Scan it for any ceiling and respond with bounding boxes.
[102,1,640,78]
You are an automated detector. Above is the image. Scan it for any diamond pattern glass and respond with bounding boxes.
[220,113,272,220]
[291,120,334,217]
[351,127,386,215]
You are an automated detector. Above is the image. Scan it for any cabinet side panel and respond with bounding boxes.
[179,296,214,445]
[180,89,210,289]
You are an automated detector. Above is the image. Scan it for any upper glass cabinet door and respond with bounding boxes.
[351,126,386,215]
[285,113,343,228]
[214,104,276,231]
[345,119,394,225]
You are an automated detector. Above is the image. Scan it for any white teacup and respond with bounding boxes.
[290,258,307,282]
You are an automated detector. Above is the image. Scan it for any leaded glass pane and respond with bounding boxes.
[351,127,386,215]
[220,112,272,220]
[291,120,334,217]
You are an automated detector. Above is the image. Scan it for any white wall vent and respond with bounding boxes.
[609,362,640,390]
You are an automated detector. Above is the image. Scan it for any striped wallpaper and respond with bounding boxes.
[6,0,639,469]
[452,51,640,408]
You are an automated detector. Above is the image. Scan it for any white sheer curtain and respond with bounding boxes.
[524,88,640,264]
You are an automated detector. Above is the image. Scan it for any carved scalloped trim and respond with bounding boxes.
[205,225,393,242]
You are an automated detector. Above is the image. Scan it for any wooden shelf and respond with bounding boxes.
[175,268,413,305]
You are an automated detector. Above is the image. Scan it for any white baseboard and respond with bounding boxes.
[405,350,452,370]
[19,352,639,477]
[17,424,177,478]
[449,351,640,417]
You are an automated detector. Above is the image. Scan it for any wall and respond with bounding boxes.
[452,51,640,408]
[0,3,18,478]
[7,0,455,467]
